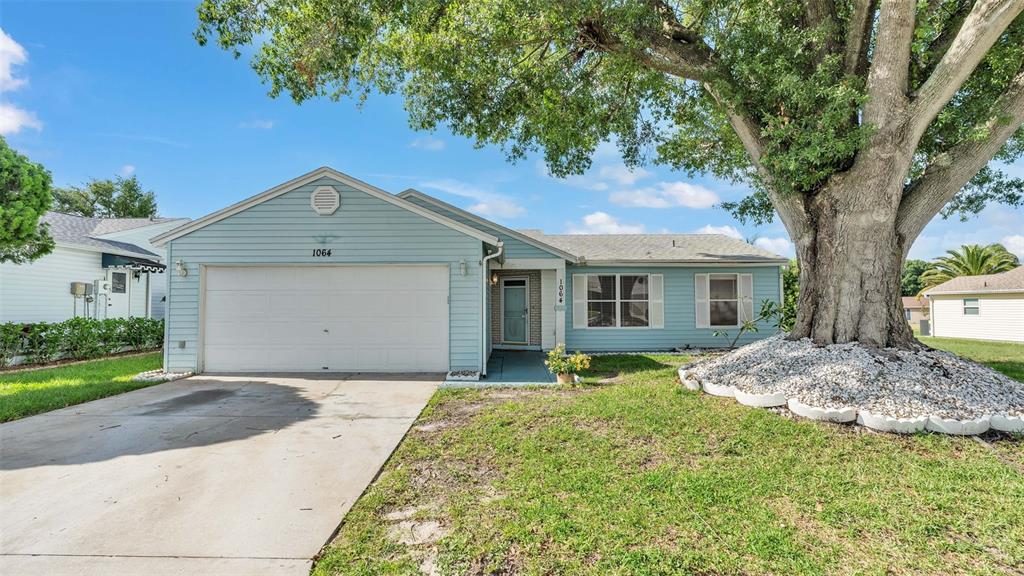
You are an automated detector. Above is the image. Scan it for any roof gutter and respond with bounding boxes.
[480,241,504,377]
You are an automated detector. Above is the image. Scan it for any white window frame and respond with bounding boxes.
[963,298,980,315]
[708,273,741,328]
[584,273,651,329]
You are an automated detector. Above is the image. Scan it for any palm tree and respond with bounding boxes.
[919,244,1020,290]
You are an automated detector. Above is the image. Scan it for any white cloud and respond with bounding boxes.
[0,103,41,135]
[119,164,136,177]
[610,181,720,209]
[0,30,40,135]
[410,135,445,151]
[1002,235,1024,259]
[239,119,274,129]
[0,29,28,92]
[567,211,646,234]
[693,224,742,239]
[598,164,652,186]
[420,178,524,219]
[754,236,795,256]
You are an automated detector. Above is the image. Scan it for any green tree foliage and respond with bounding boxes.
[901,259,936,296]
[0,137,54,264]
[53,176,158,218]
[919,243,1020,288]
[193,0,1023,221]
[193,0,1024,348]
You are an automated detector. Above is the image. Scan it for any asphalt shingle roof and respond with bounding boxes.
[40,212,175,258]
[924,266,1024,295]
[517,232,789,263]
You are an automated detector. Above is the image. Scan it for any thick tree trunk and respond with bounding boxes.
[788,169,919,350]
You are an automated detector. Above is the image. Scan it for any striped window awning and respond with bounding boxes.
[101,253,166,273]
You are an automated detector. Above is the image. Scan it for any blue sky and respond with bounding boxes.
[2,1,1021,261]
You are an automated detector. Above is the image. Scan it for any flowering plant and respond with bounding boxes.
[544,344,591,375]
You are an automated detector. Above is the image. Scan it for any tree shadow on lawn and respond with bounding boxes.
[0,378,321,471]
[581,354,688,382]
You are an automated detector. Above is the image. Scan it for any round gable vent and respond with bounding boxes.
[310,185,340,215]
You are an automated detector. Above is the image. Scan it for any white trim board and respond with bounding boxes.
[398,189,578,262]
[152,167,500,247]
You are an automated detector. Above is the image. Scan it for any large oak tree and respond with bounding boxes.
[196,0,1024,350]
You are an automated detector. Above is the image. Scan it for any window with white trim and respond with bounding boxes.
[585,274,650,328]
[963,298,979,315]
[709,274,739,327]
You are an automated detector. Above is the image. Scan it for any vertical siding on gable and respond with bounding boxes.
[564,265,783,351]
[164,176,484,372]
[404,196,560,260]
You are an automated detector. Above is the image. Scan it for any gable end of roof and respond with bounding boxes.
[151,167,500,246]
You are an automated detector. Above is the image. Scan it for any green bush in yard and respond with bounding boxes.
[0,317,163,367]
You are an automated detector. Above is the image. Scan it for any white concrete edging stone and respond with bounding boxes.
[926,415,991,436]
[701,380,736,398]
[786,398,857,423]
[677,368,701,391]
[991,414,1024,433]
[734,389,788,408]
[856,411,928,434]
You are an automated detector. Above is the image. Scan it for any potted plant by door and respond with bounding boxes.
[544,344,591,384]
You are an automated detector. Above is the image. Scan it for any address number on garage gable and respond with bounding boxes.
[312,248,332,257]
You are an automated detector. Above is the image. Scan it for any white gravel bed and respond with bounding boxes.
[682,334,1024,421]
[131,369,193,383]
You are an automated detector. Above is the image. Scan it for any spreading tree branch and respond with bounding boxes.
[842,0,876,78]
[897,67,1024,246]
[862,0,917,128]
[911,0,972,85]
[909,0,1024,141]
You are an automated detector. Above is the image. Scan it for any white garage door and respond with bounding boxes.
[202,266,449,372]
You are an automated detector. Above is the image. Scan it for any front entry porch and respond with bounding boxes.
[484,349,555,385]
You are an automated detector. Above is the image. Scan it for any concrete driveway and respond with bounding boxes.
[0,373,439,576]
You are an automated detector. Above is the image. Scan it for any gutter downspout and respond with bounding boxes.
[480,241,504,377]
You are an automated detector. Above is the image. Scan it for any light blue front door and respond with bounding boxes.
[502,280,528,343]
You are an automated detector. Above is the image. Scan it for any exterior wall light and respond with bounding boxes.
[459,259,467,276]
[175,260,188,277]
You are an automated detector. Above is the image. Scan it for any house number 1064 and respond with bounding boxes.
[312,248,332,257]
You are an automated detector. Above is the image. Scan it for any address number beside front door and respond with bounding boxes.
[312,248,332,257]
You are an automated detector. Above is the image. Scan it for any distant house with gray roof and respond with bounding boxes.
[923,266,1024,343]
[0,212,189,323]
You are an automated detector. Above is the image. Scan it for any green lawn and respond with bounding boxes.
[920,336,1024,382]
[0,352,163,422]
[314,354,1023,576]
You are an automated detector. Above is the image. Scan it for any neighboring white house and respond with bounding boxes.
[0,212,188,324]
[924,266,1024,343]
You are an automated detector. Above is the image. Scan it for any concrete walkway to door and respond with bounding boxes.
[0,373,439,576]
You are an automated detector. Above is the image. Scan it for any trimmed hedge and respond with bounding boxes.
[0,317,164,367]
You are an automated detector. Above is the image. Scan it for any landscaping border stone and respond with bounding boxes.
[925,415,991,436]
[677,368,701,391]
[786,398,857,423]
[734,389,787,407]
[856,411,928,434]
[990,414,1024,433]
[701,380,736,398]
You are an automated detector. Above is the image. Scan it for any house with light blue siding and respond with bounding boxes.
[153,167,788,377]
